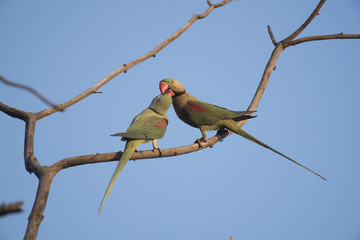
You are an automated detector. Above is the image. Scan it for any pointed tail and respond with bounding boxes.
[99,139,143,213]
[225,121,326,181]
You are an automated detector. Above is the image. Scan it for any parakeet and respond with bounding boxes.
[159,78,326,180]
[99,89,174,213]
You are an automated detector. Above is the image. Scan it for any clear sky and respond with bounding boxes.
[1,0,360,239]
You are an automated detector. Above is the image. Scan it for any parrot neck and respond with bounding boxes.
[173,90,186,98]
[149,107,163,115]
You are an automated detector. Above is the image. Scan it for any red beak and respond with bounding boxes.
[159,82,169,94]
[165,88,175,97]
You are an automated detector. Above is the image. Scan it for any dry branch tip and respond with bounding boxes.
[282,0,326,43]
[0,75,61,110]
[267,25,277,46]
[0,201,24,216]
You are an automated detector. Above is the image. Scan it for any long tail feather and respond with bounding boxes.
[99,140,143,213]
[225,121,326,181]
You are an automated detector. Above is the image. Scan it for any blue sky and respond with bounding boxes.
[1,0,360,239]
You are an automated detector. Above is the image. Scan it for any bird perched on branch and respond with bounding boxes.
[99,89,174,213]
[159,78,326,180]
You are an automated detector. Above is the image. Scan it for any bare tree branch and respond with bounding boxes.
[0,103,40,174]
[24,169,54,240]
[51,130,231,174]
[35,0,233,120]
[247,44,284,113]
[0,75,63,111]
[0,102,40,174]
[0,101,28,121]
[291,33,360,45]
[0,201,24,216]
[24,114,41,174]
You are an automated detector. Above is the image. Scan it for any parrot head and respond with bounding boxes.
[149,90,173,115]
[159,78,185,97]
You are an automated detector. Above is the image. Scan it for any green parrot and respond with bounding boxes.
[99,89,174,213]
[159,78,326,181]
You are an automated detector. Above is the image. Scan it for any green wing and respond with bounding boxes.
[112,109,168,140]
[184,100,254,126]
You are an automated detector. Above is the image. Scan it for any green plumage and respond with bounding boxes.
[184,100,255,127]
[111,108,168,140]
[99,93,172,213]
[159,78,326,180]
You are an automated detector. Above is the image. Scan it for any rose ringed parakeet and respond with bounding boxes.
[159,78,326,181]
[99,90,174,213]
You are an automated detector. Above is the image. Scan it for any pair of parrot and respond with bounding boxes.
[99,78,325,213]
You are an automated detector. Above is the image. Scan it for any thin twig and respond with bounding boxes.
[267,25,277,45]
[283,0,326,43]
[0,201,24,216]
[0,75,63,111]
[213,0,231,8]
[291,33,360,45]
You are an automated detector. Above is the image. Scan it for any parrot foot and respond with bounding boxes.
[194,138,207,148]
[151,139,163,155]
[153,146,164,156]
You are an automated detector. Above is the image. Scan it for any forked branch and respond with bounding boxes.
[283,0,326,43]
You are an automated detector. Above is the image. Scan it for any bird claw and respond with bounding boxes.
[194,138,207,148]
[153,147,163,156]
